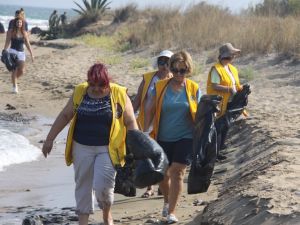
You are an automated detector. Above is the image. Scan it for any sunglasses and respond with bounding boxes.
[157,60,169,66]
[171,68,188,75]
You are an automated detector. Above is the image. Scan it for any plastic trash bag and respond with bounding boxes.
[188,95,221,194]
[126,129,169,188]
[1,49,18,71]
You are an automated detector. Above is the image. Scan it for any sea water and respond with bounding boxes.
[0,119,42,172]
[0,4,77,31]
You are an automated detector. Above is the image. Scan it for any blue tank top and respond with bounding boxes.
[11,37,24,52]
[73,94,112,146]
[158,86,194,142]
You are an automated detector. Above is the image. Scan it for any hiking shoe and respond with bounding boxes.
[12,86,18,94]
[162,203,169,217]
[167,214,178,224]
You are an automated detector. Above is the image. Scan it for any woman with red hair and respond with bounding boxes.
[42,63,138,225]
[3,17,33,93]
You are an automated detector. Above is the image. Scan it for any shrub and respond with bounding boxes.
[113,3,138,23]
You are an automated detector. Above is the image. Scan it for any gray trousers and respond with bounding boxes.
[72,141,116,214]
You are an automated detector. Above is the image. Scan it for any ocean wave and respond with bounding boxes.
[0,15,48,31]
[0,129,41,171]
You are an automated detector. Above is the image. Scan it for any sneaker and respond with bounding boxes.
[167,214,178,224]
[162,203,169,217]
[12,86,18,94]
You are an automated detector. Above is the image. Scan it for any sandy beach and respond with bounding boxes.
[0,33,299,225]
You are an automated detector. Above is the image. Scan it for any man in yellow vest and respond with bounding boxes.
[132,50,173,198]
[207,43,242,157]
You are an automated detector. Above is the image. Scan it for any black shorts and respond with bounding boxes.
[158,138,193,166]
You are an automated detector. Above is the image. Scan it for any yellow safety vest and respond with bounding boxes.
[136,71,156,130]
[151,78,199,140]
[65,82,128,167]
[207,62,242,117]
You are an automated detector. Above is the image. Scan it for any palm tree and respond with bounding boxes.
[73,0,111,18]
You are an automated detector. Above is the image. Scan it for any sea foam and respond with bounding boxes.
[0,129,41,172]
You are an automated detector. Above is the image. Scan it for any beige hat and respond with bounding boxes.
[219,43,241,59]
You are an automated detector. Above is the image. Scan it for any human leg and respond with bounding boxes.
[141,186,154,198]
[168,162,186,215]
[72,141,97,225]
[93,146,116,225]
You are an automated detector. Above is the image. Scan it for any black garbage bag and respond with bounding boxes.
[1,49,18,71]
[188,95,221,194]
[126,129,169,188]
[114,153,136,197]
[227,84,251,121]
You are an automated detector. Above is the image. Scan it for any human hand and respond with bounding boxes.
[31,55,34,62]
[42,139,53,158]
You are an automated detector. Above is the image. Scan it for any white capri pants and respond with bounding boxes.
[72,141,116,214]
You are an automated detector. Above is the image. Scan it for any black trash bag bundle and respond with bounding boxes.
[216,84,251,141]
[227,84,251,122]
[114,153,136,197]
[188,95,222,194]
[1,49,18,71]
[126,129,169,189]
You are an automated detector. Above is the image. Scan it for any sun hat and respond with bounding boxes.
[152,50,174,68]
[219,43,241,59]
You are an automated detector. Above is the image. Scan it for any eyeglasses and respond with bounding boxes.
[171,68,188,75]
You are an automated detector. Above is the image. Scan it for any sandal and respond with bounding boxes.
[141,189,154,198]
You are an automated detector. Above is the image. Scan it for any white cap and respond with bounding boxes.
[152,50,174,68]
[157,50,174,59]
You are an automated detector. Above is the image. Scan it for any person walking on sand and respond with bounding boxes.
[132,49,174,198]
[42,63,138,225]
[206,43,242,158]
[144,51,201,223]
[8,9,29,32]
[3,17,34,93]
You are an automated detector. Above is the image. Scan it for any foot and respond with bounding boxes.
[217,154,227,161]
[141,189,154,198]
[167,214,178,224]
[162,203,169,217]
[12,86,18,94]
[220,144,227,150]
[157,187,163,196]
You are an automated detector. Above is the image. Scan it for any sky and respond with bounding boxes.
[0,0,262,12]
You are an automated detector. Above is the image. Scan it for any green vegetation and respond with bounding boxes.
[99,55,123,65]
[76,34,117,50]
[249,0,300,16]
[73,0,111,17]
[130,58,150,70]
[239,67,257,81]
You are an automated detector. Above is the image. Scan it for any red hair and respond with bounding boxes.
[87,63,110,87]
[11,17,26,38]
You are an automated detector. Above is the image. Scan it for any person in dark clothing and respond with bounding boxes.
[60,12,67,26]
[0,22,5,33]
[8,10,29,32]
[3,17,34,93]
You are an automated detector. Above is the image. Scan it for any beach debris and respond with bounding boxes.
[5,103,16,110]
[22,215,44,225]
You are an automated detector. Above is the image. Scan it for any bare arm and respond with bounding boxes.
[42,96,75,157]
[124,94,139,130]
[143,94,156,132]
[132,79,145,112]
[4,30,11,50]
[212,83,235,94]
[24,33,34,62]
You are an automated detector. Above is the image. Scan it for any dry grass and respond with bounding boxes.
[121,3,300,56]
